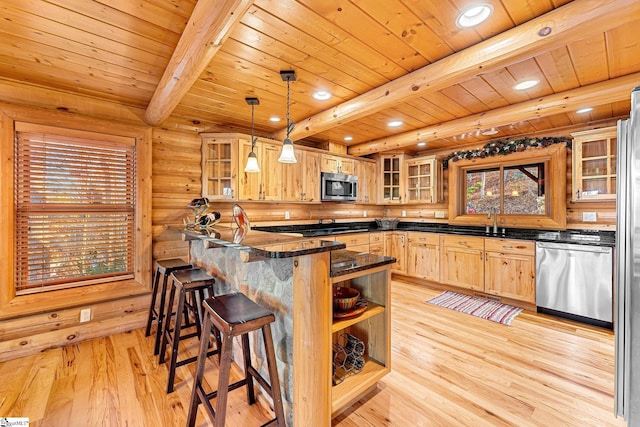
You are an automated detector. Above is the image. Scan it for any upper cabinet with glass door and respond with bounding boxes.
[571,127,617,201]
[380,154,405,203]
[405,155,439,203]
[200,133,238,200]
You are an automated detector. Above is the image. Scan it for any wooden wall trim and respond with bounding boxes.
[0,110,15,313]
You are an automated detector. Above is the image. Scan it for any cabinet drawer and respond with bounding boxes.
[369,232,384,245]
[407,231,439,245]
[369,243,384,255]
[484,238,534,256]
[335,233,369,247]
[441,235,484,250]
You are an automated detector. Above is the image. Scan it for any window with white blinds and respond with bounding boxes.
[14,130,136,294]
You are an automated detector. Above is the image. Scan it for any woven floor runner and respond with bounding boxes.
[426,291,523,326]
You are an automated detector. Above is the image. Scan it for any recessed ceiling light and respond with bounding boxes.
[514,80,539,90]
[481,128,499,136]
[312,90,332,101]
[344,136,353,142]
[576,107,593,114]
[417,142,426,147]
[269,115,281,122]
[456,4,493,28]
[388,120,403,127]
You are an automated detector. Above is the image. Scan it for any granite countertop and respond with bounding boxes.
[252,221,616,247]
[330,249,396,278]
[176,226,345,258]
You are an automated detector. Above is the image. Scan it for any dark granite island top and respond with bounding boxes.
[331,249,396,278]
[178,225,346,261]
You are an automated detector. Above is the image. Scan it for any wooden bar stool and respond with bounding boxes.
[159,268,218,393]
[186,293,286,427]
[145,258,193,356]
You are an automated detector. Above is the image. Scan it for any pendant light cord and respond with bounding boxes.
[251,103,255,151]
[286,77,291,138]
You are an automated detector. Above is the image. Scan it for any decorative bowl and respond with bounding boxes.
[333,287,360,311]
[375,218,399,230]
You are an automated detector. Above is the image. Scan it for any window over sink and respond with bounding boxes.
[465,162,546,215]
[449,144,566,230]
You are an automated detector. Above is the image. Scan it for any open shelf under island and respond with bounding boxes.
[175,226,395,425]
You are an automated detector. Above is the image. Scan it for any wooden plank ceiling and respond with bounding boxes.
[1,0,639,156]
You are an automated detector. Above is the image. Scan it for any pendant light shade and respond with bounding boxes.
[244,150,260,173]
[278,137,296,163]
[278,70,297,164]
[244,97,261,173]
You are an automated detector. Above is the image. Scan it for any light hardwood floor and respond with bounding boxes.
[0,280,626,426]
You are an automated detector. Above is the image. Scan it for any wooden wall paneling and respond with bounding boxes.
[151,128,203,261]
[0,309,148,363]
[0,294,149,343]
[151,226,191,261]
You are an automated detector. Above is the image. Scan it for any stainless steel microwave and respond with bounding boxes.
[321,172,358,201]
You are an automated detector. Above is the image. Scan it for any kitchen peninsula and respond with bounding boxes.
[178,226,395,425]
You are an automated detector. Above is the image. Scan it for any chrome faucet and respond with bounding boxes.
[487,207,498,235]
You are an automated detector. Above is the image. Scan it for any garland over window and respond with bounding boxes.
[443,137,571,169]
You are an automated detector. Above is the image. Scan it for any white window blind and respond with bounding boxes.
[14,130,135,294]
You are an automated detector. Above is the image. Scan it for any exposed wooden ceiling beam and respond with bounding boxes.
[271,0,636,143]
[144,0,252,126]
[348,72,640,156]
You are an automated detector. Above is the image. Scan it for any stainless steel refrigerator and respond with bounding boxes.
[615,86,640,425]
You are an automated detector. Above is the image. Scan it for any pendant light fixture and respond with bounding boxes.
[244,97,260,173]
[278,70,297,164]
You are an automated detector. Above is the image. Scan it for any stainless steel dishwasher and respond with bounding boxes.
[535,241,613,327]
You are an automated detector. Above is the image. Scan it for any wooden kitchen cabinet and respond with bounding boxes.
[484,239,535,304]
[571,126,617,201]
[334,232,370,253]
[406,232,440,281]
[369,233,384,256]
[405,155,439,203]
[200,133,238,200]
[282,150,322,202]
[379,154,405,203]
[355,159,378,204]
[441,235,485,291]
[238,138,282,201]
[322,154,355,174]
[441,235,535,304]
[383,231,406,273]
